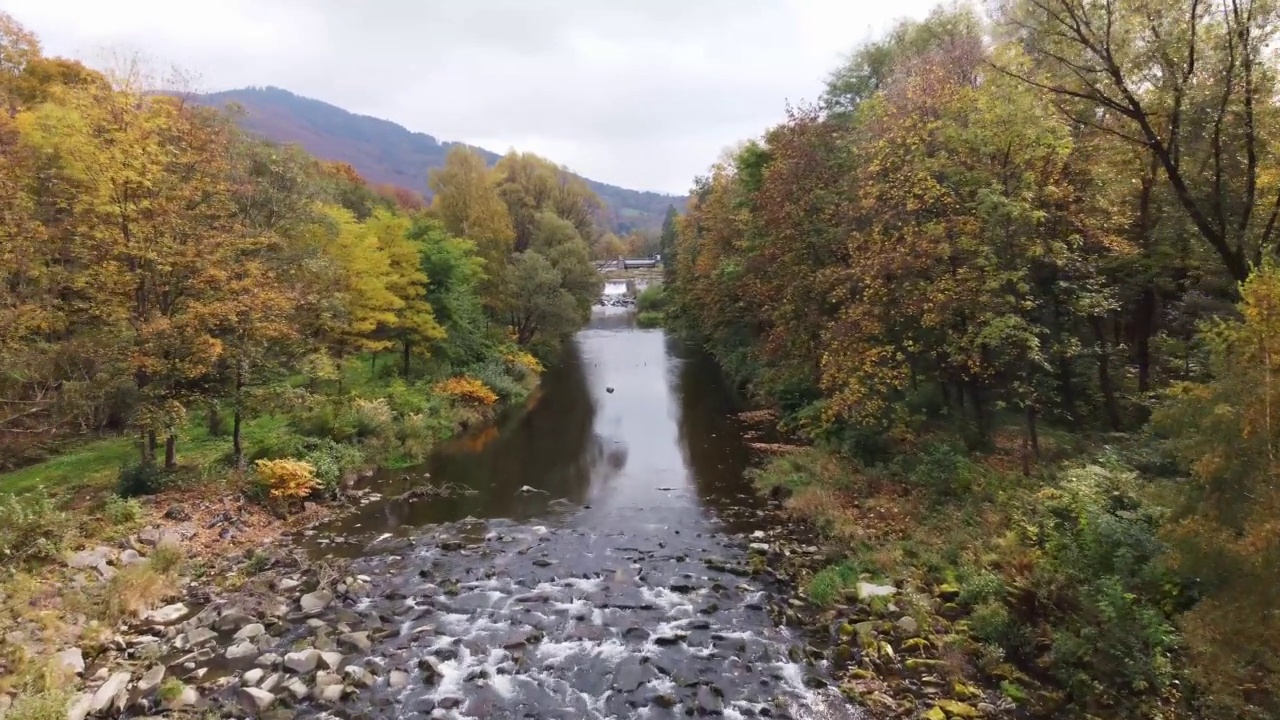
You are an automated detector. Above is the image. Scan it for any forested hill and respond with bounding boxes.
[195,86,684,235]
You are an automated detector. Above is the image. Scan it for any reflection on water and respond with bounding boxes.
[315,308,760,542]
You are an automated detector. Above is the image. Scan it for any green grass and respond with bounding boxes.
[636,310,664,328]
[807,560,861,606]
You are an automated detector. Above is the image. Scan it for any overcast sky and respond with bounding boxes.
[3,0,938,194]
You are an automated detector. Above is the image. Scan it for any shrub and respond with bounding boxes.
[299,439,365,496]
[636,284,668,312]
[399,412,448,462]
[350,397,395,439]
[101,496,143,525]
[116,460,165,497]
[636,310,664,328]
[253,458,318,501]
[807,561,860,606]
[503,349,544,377]
[148,540,184,575]
[97,563,173,624]
[434,376,499,406]
[897,439,977,499]
[746,448,854,493]
[0,491,72,568]
[5,688,72,720]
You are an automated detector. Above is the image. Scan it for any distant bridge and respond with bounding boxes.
[597,255,661,271]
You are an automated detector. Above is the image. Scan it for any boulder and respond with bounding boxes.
[225,641,259,660]
[388,670,410,689]
[856,582,898,600]
[241,668,265,687]
[935,700,980,718]
[88,671,131,715]
[342,665,375,687]
[299,589,333,614]
[54,647,84,676]
[136,665,165,694]
[237,687,276,713]
[66,692,93,720]
[283,649,320,674]
[234,623,266,640]
[259,672,285,694]
[119,549,145,566]
[215,610,255,631]
[337,631,371,652]
[255,652,283,667]
[896,616,920,634]
[316,683,345,703]
[314,671,343,688]
[143,602,189,625]
[66,546,114,569]
[319,651,344,670]
[282,678,309,701]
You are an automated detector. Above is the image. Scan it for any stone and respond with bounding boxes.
[857,581,898,600]
[316,684,344,703]
[175,627,217,649]
[438,696,464,710]
[276,577,302,593]
[319,651,344,670]
[215,610,255,631]
[137,665,165,694]
[695,684,723,715]
[300,589,333,613]
[748,543,771,553]
[225,641,259,660]
[750,530,766,540]
[935,700,980,718]
[234,623,266,640]
[259,672,285,693]
[239,667,266,688]
[163,685,199,710]
[388,670,410,689]
[337,631,371,652]
[936,583,961,601]
[119,548,145,565]
[238,687,276,713]
[282,678,309,701]
[314,671,342,688]
[54,647,84,675]
[66,546,114,569]
[143,602,189,625]
[283,649,320,674]
[896,616,920,634]
[66,692,93,720]
[923,708,947,720]
[88,671,131,715]
[669,579,696,593]
[342,665,375,687]
[255,652,283,667]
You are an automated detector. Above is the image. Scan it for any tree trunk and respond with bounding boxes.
[232,364,244,470]
[402,341,412,379]
[147,431,157,462]
[1022,405,1040,476]
[207,405,221,436]
[1057,356,1076,420]
[1091,317,1123,431]
[233,410,243,471]
[164,435,177,469]
[1134,285,1156,394]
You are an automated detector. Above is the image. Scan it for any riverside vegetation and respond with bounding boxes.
[667,3,1280,720]
[0,11,604,716]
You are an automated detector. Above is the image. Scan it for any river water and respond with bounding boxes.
[298,308,858,719]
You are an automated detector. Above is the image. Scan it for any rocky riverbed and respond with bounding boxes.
[55,507,864,720]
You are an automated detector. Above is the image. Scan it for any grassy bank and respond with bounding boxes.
[746,424,1245,719]
[0,348,542,709]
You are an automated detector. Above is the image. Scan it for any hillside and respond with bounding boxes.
[196,86,683,235]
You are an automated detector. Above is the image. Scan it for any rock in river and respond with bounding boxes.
[300,589,334,613]
[238,687,276,713]
[284,649,320,674]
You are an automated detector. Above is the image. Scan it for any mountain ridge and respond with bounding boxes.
[195,86,684,235]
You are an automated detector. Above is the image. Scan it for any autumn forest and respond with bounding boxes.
[666,1,1280,718]
[3,1,1280,719]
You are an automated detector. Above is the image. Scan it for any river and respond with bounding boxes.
[294,308,858,719]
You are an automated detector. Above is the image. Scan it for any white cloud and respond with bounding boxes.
[2,0,939,193]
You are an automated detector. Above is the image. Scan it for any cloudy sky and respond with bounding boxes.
[3,0,938,194]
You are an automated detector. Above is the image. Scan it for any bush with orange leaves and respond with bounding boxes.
[254,458,319,500]
[434,376,498,406]
[504,350,543,377]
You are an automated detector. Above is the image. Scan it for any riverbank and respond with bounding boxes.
[0,349,545,718]
[736,412,1197,720]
